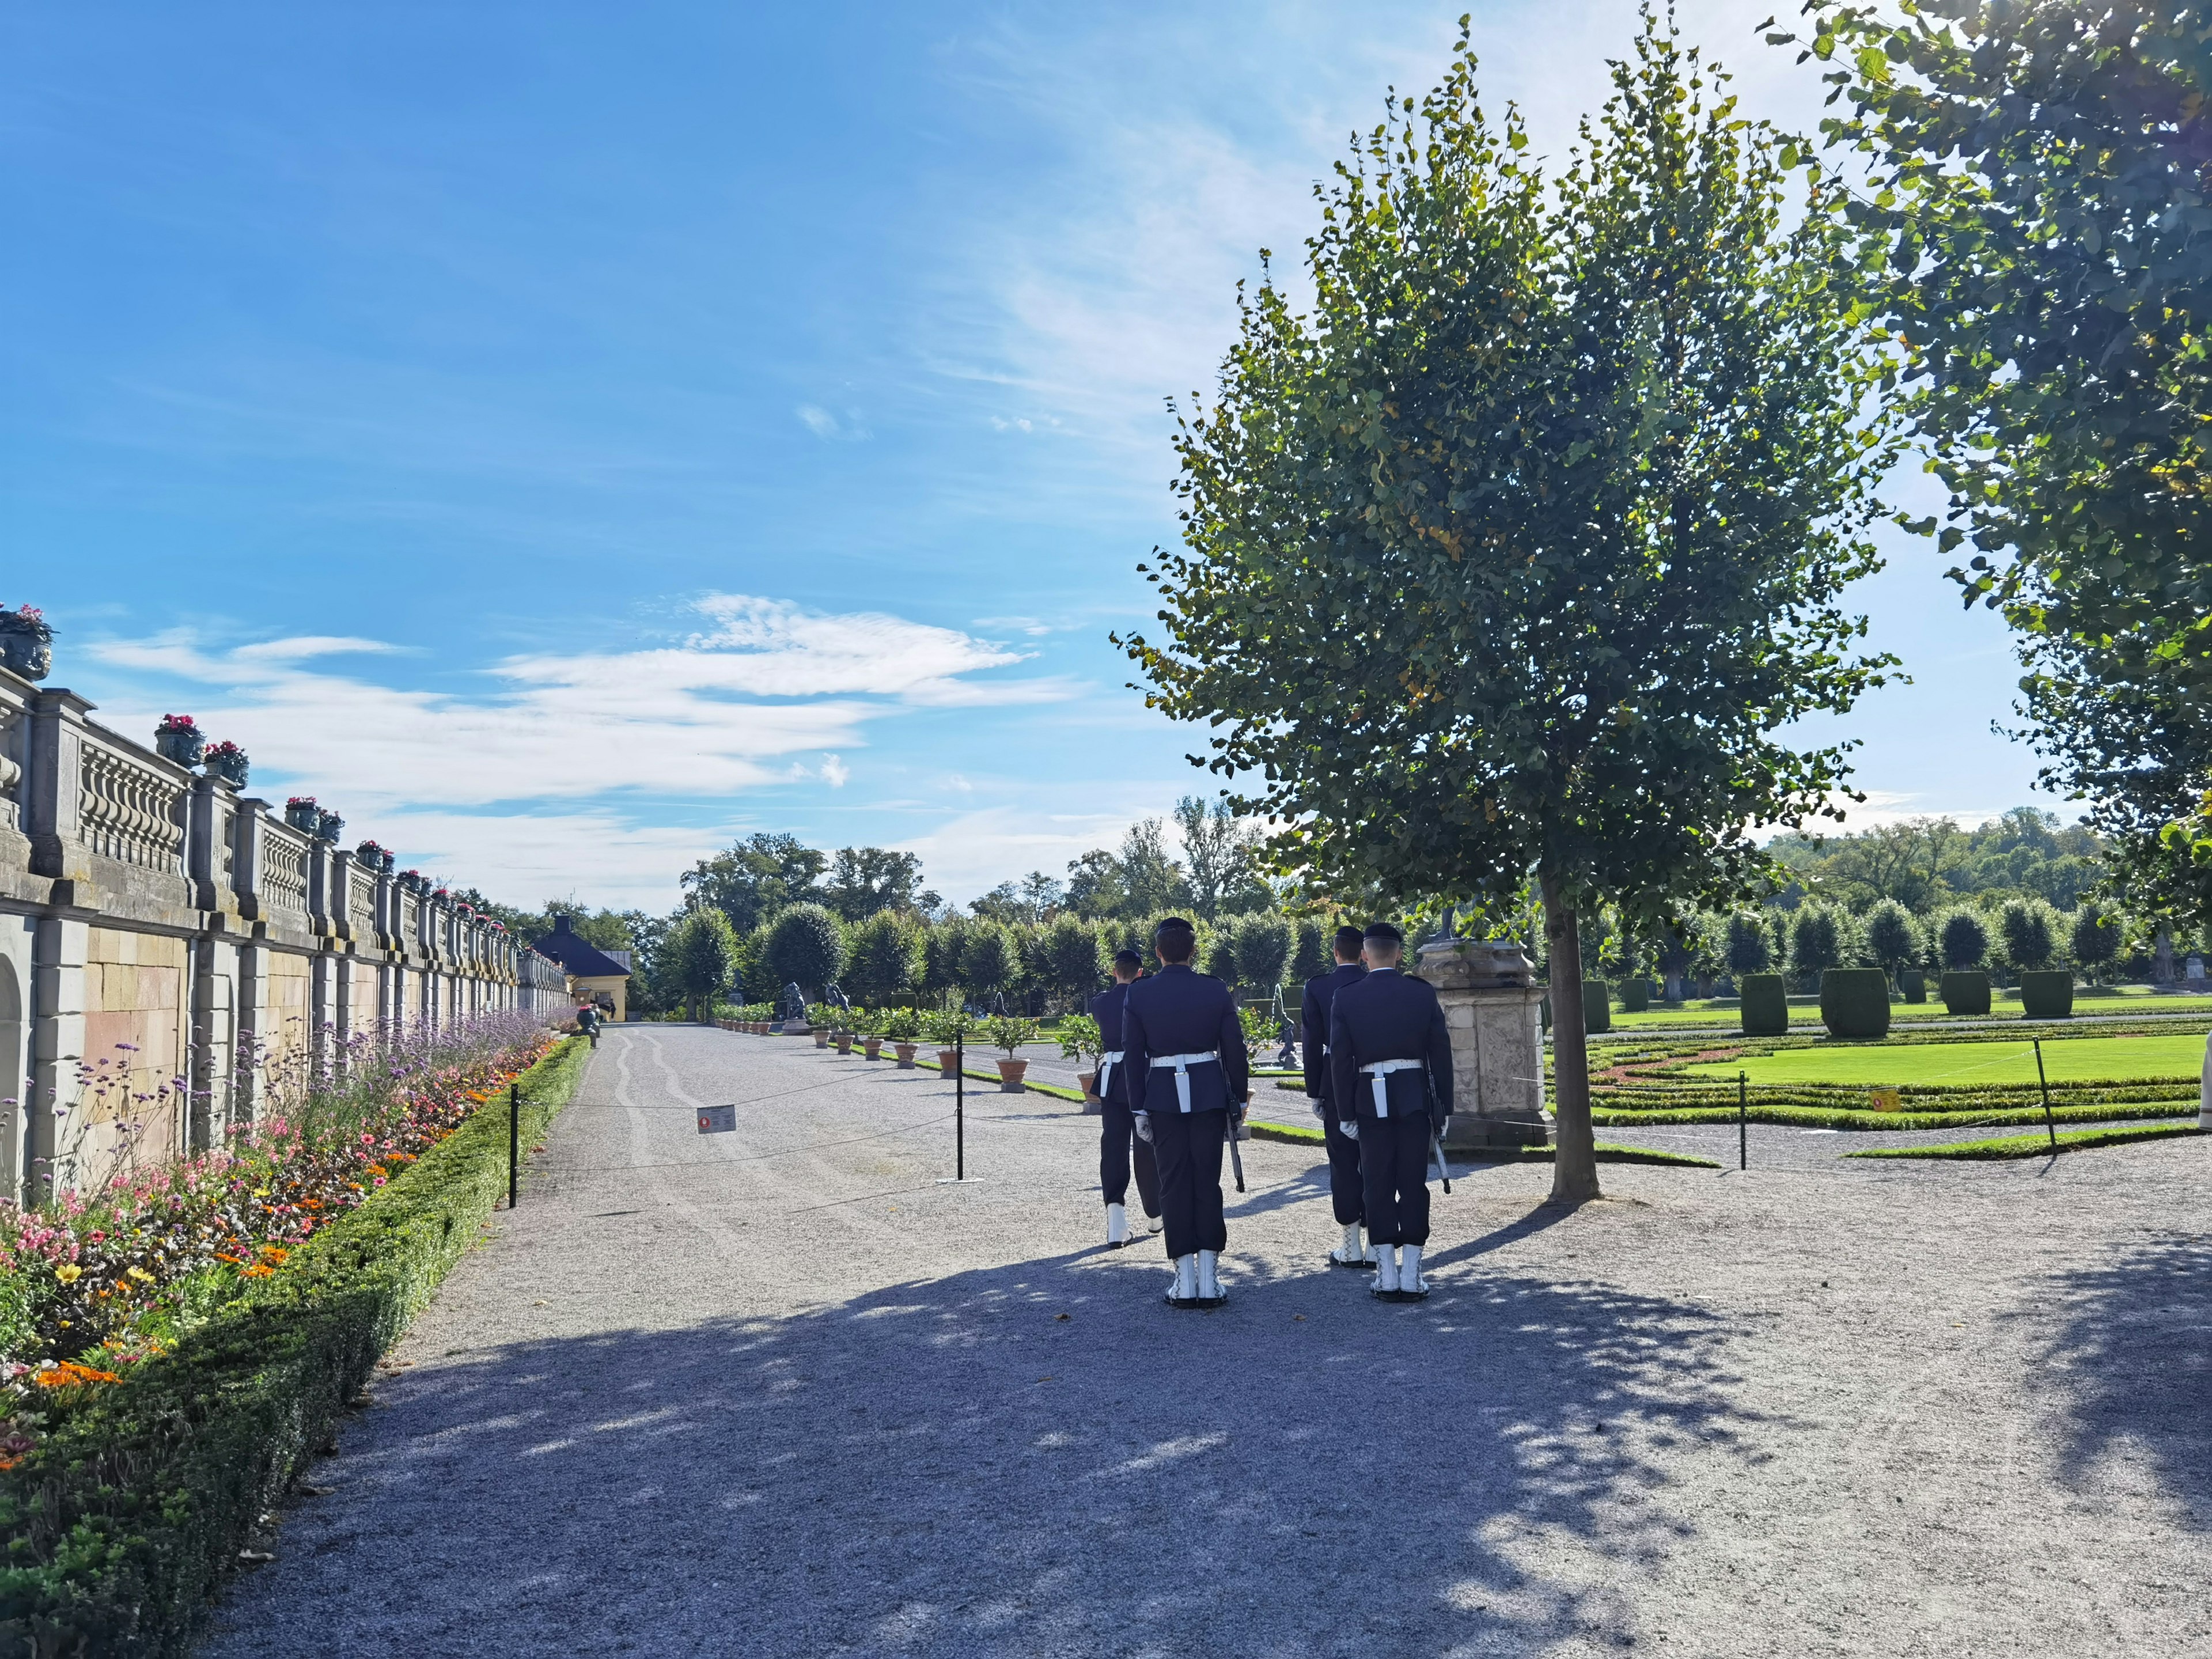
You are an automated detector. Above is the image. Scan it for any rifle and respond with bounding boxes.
[1227,1106,1247,1194]
[1429,1124,1452,1195]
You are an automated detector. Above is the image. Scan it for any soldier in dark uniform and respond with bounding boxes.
[1327,922,1453,1299]
[1302,925,1370,1267]
[1122,916,1249,1305]
[1091,949,1162,1248]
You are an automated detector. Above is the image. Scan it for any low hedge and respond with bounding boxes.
[1738,974,1788,1036]
[1899,969,1926,1004]
[1847,1122,2202,1161]
[2018,971,2074,1021]
[1940,971,1991,1016]
[1819,968,1892,1039]
[0,1035,590,1658]
[1619,979,1650,1014]
[1590,1099,2194,1132]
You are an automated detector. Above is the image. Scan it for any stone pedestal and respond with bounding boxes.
[1416,938,1551,1152]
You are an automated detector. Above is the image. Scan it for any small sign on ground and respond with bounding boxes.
[697,1104,737,1134]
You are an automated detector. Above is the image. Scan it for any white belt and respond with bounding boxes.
[1359,1058,1424,1116]
[1150,1050,1219,1113]
[1096,1049,1124,1095]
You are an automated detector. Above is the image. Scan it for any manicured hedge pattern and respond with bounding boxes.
[1846,1122,2202,1161]
[1819,968,1891,1039]
[0,1036,590,1659]
[1738,974,1788,1036]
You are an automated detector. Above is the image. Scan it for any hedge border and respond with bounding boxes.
[0,1034,591,1659]
[1845,1122,2204,1161]
[1244,1120,1719,1168]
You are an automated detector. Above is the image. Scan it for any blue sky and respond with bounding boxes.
[2,1,2044,911]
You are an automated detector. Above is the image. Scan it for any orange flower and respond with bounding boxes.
[258,1246,289,1263]
[240,1264,275,1279]
[35,1361,122,1388]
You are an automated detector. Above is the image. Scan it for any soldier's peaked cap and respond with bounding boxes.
[1334,925,1366,954]
[1363,921,1404,945]
[1154,916,1196,940]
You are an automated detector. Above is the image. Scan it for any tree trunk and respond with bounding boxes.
[1539,873,1603,1205]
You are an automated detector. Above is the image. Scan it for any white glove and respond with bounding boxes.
[1133,1112,1153,1145]
[1339,1120,1358,1141]
[1309,1097,1325,1122]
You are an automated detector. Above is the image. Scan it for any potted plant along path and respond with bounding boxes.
[202,739,250,789]
[861,1010,885,1060]
[154,714,204,767]
[1059,1013,1106,1113]
[0,602,53,680]
[984,1015,1040,1092]
[881,1007,923,1067]
[923,1009,972,1078]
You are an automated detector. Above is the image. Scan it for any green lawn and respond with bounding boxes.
[1608,990,2212,1031]
[1676,1032,2206,1087]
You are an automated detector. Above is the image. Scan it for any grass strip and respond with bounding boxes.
[1846,1122,2205,1161]
[1589,1100,2195,1132]
[0,1035,591,1658]
[1245,1121,1719,1168]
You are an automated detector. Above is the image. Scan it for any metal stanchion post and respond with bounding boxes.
[2034,1037,2056,1149]
[1738,1070,1747,1172]
[955,1033,965,1181]
[508,1081,520,1210]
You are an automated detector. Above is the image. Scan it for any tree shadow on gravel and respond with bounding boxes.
[2029,1233,2212,1524]
[206,1254,1760,1659]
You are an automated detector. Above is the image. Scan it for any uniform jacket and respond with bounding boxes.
[1122,962,1250,1117]
[1088,979,1141,1107]
[1327,967,1454,1122]
[1300,961,1367,1100]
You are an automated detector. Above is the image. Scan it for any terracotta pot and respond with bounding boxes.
[895,1042,918,1069]
[997,1058,1028,1093]
[836,1032,854,1055]
[815,1030,830,1048]
[937,1048,959,1076]
[863,1037,883,1060]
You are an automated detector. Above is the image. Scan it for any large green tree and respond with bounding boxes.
[682,832,828,932]
[666,907,741,1022]
[1802,0,2212,917]
[1123,15,1899,1200]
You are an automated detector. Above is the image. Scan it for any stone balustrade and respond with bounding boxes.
[0,661,571,1203]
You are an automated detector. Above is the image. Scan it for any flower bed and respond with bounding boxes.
[0,1019,587,1657]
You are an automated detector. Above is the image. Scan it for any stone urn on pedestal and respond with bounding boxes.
[154,715,205,767]
[1416,937,1552,1153]
[0,607,53,681]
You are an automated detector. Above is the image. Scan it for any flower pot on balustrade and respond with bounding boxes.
[835,1032,854,1055]
[0,609,52,681]
[894,1042,918,1069]
[815,1029,830,1049]
[284,800,320,832]
[997,1058,1028,1093]
[862,1037,883,1060]
[315,809,344,844]
[154,722,205,767]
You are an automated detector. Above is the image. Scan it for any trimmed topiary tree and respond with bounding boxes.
[1936,907,1988,971]
[766,902,847,999]
[1582,978,1612,1035]
[2019,969,2075,1020]
[1739,972,1789,1036]
[1723,910,1772,976]
[960,921,1021,1007]
[1863,899,1917,987]
[1899,968,1926,1003]
[843,909,921,1006]
[2070,903,2120,986]
[1999,899,2059,974]
[1819,967,1891,1038]
[1230,912,1293,996]
[1619,978,1650,1013]
[1788,903,1849,991]
[1940,970,1992,1016]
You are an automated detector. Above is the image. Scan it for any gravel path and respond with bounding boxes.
[203,1025,2211,1658]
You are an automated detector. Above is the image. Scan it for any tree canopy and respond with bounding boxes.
[1122,14,1900,1199]
[1802,0,2212,919]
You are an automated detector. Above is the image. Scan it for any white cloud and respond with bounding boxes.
[820,753,850,788]
[84,593,1075,820]
[365,808,734,911]
[895,802,1172,900]
[796,403,871,441]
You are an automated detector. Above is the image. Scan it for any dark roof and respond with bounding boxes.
[531,915,632,979]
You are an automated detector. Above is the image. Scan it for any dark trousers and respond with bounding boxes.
[1321,1104,1364,1226]
[1150,1108,1228,1260]
[1100,1101,1161,1214]
[1359,1111,1432,1246]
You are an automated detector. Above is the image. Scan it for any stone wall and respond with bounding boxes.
[0,662,574,1203]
